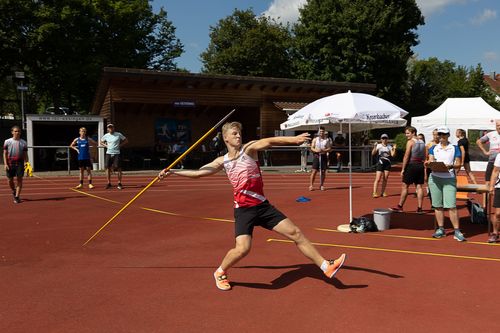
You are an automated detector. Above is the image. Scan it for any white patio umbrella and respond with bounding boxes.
[280,90,408,222]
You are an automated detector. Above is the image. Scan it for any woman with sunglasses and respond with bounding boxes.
[426,126,465,241]
[372,134,396,197]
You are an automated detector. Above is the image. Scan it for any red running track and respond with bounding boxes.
[1,170,499,332]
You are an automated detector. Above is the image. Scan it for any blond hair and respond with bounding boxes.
[221,121,242,135]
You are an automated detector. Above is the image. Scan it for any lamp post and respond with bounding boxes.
[15,71,28,130]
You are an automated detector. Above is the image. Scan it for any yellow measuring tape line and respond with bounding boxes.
[72,186,233,223]
[267,238,500,262]
[315,227,500,246]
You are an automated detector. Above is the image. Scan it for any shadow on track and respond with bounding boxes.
[231,263,403,290]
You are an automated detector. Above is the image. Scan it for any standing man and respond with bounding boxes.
[159,121,346,291]
[70,127,97,189]
[3,125,28,203]
[309,127,332,191]
[101,124,128,189]
[333,131,346,172]
[392,126,427,213]
[477,120,500,191]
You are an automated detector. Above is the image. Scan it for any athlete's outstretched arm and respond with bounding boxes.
[158,156,224,179]
[245,133,311,154]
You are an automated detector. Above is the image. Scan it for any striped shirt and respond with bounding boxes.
[223,149,266,208]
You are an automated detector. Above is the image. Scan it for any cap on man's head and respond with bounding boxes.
[381,134,389,139]
[436,126,450,134]
[107,124,114,128]
[337,131,343,135]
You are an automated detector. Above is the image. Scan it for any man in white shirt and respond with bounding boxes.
[101,124,128,189]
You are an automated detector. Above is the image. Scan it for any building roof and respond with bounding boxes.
[484,72,500,94]
[90,67,376,115]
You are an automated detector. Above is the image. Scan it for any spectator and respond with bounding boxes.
[425,126,465,241]
[372,134,396,198]
[101,124,128,189]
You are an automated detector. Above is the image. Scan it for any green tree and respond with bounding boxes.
[405,58,500,117]
[0,0,183,115]
[201,9,293,77]
[293,0,424,102]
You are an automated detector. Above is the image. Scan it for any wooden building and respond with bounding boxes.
[90,67,375,168]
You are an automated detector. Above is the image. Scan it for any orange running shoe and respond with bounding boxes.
[214,271,231,291]
[324,254,346,278]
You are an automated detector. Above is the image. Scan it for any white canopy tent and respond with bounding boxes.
[412,97,500,145]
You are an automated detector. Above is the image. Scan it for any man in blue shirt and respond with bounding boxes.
[101,124,128,189]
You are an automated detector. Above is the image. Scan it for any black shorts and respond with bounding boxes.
[7,163,24,178]
[376,159,391,172]
[78,159,92,168]
[105,154,121,169]
[234,201,287,237]
[494,188,500,208]
[403,163,425,185]
[485,161,494,181]
[312,154,328,170]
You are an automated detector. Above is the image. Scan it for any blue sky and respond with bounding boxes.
[152,0,499,76]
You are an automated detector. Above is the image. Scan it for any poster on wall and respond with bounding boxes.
[155,118,191,144]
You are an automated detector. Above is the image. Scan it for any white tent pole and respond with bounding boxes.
[348,122,353,222]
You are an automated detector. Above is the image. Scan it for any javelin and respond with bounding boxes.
[83,108,237,246]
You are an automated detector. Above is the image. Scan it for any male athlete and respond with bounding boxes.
[70,127,97,189]
[3,125,28,203]
[159,121,346,291]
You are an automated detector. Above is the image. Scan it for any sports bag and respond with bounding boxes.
[349,217,378,233]
[466,199,488,225]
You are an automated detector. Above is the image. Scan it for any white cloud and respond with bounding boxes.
[483,51,499,61]
[262,0,495,24]
[415,0,467,17]
[262,0,306,24]
[470,9,497,25]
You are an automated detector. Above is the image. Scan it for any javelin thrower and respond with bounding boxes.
[159,121,346,291]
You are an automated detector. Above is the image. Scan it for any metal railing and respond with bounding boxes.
[27,145,103,175]
[261,145,375,170]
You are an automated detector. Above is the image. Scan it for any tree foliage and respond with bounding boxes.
[292,0,424,102]
[405,57,500,117]
[0,0,183,115]
[201,9,293,77]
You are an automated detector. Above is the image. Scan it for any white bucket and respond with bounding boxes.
[373,208,392,231]
[92,163,99,171]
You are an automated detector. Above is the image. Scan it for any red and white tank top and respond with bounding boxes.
[223,148,266,208]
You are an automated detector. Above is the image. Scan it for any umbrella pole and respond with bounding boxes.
[349,122,353,222]
[318,126,324,188]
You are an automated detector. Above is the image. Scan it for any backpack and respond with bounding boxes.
[466,199,488,225]
[349,217,378,233]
